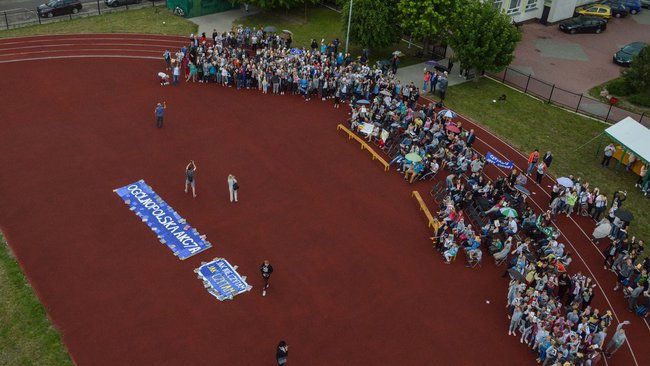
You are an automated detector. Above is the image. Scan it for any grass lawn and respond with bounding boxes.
[0,7,197,39]
[0,233,72,365]
[443,78,650,241]
[235,6,424,67]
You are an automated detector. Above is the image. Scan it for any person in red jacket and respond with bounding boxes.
[527,149,540,176]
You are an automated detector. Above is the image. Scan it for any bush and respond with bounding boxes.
[607,79,633,96]
[628,93,650,108]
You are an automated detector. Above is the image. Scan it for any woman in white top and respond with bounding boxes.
[227,174,238,203]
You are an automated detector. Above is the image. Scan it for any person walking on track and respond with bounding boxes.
[154,101,166,128]
[261,260,273,297]
[276,340,288,365]
[228,174,239,203]
[184,160,197,197]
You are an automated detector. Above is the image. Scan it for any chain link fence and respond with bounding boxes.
[487,67,649,127]
[0,0,166,30]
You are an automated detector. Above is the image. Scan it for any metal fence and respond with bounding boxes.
[0,0,167,30]
[487,66,649,126]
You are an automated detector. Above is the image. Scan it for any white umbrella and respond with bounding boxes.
[443,110,456,118]
[557,177,574,188]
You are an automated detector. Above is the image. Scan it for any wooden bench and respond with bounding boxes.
[337,124,390,172]
[412,190,440,231]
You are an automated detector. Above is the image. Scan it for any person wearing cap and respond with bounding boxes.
[154,101,166,128]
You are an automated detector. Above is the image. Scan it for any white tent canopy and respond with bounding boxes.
[604,117,650,164]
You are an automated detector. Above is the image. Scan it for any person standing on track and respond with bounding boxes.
[184,160,197,197]
[542,150,553,168]
[535,161,547,185]
[527,149,540,176]
[154,101,166,128]
[227,174,239,203]
[276,340,288,365]
[604,320,630,359]
[260,260,273,297]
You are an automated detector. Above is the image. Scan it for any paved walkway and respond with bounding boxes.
[188,6,259,36]
[396,60,469,94]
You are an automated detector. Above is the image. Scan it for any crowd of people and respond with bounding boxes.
[159,27,648,364]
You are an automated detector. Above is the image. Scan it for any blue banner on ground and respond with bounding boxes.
[114,180,212,260]
[486,152,514,170]
[196,258,252,301]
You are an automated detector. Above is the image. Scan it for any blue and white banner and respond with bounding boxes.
[114,180,211,260]
[196,258,252,301]
[485,152,514,170]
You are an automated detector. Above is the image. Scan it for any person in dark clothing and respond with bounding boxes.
[542,151,553,168]
[276,340,288,365]
[261,260,274,297]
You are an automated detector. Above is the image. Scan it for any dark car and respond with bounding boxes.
[37,0,82,18]
[104,0,142,7]
[559,16,607,34]
[597,0,630,17]
[641,0,650,9]
[613,42,648,65]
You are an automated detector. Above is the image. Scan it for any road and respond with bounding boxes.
[0,0,47,12]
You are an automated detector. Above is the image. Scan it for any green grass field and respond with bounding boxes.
[444,78,649,241]
[0,234,72,365]
[235,6,424,67]
[0,6,197,38]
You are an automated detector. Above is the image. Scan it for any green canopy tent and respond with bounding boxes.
[596,116,650,185]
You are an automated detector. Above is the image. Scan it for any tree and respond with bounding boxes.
[447,0,521,76]
[237,0,315,10]
[623,47,650,94]
[341,0,401,51]
[397,0,459,52]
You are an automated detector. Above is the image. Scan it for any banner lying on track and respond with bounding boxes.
[114,180,211,260]
[195,258,252,301]
[485,152,514,170]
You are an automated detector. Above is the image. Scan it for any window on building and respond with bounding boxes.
[493,0,504,10]
[507,0,522,14]
[525,0,538,11]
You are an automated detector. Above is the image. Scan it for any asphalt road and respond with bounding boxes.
[0,0,47,12]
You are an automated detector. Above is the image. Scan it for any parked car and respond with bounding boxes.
[104,0,142,7]
[613,42,648,65]
[602,2,629,17]
[559,16,608,34]
[640,0,650,9]
[37,0,82,18]
[597,0,635,16]
[617,0,642,13]
[575,4,612,19]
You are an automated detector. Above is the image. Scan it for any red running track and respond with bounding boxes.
[0,34,646,365]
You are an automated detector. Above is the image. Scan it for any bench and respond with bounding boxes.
[412,190,440,231]
[337,124,390,172]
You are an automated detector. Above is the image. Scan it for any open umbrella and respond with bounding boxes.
[507,268,527,283]
[392,50,404,56]
[380,90,392,96]
[500,207,518,218]
[263,26,277,33]
[282,29,293,35]
[514,184,530,196]
[445,124,460,134]
[557,177,574,188]
[441,109,457,118]
[614,209,634,222]
[357,99,371,105]
[405,152,422,162]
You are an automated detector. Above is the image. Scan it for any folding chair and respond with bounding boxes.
[465,249,483,268]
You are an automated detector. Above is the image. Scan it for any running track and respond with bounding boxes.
[0,34,646,365]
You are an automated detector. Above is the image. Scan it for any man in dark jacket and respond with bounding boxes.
[260,260,274,297]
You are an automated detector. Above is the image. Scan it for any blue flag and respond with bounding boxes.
[485,152,514,170]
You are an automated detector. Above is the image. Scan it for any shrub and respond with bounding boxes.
[606,79,633,96]
[628,93,650,108]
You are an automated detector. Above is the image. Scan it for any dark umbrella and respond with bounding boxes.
[263,26,277,33]
[614,209,634,222]
[507,268,527,283]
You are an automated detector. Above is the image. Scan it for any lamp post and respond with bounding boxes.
[345,0,353,54]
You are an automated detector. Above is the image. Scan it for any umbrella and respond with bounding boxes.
[614,209,634,222]
[392,50,404,56]
[282,29,293,35]
[592,220,612,239]
[500,207,518,218]
[441,109,457,118]
[380,90,392,96]
[514,184,530,196]
[507,268,527,283]
[445,124,460,134]
[263,26,277,33]
[405,152,422,162]
[557,177,574,188]
[357,99,370,105]
[424,60,439,66]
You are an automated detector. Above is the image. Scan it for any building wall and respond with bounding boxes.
[492,0,595,23]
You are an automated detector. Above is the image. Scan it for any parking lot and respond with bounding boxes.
[511,10,650,92]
